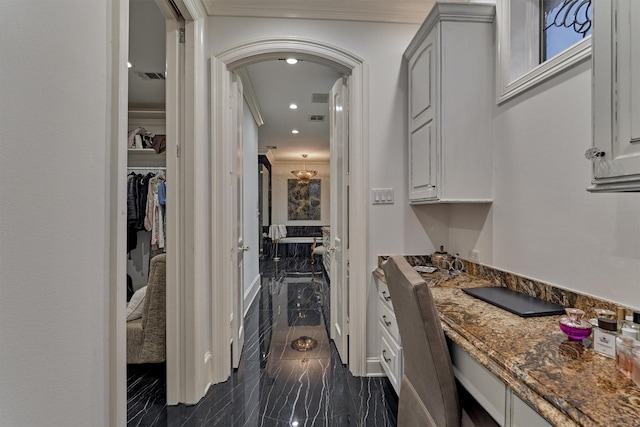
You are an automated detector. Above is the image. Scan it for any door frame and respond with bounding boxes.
[210,38,370,379]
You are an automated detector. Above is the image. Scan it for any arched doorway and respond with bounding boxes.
[209,38,370,386]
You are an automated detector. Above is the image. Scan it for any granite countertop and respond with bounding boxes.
[373,267,640,427]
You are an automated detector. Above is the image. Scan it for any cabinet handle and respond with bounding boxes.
[382,291,391,301]
[382,315,392,327]
[382,350,391,363]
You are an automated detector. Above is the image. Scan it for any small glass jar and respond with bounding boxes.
[616,336,636,378]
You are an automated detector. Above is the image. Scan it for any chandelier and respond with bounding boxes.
[291,154,317,183]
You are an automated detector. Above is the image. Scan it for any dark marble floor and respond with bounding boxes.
[128,257,398,426]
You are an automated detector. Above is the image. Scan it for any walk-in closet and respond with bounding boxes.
[126,0,169,417]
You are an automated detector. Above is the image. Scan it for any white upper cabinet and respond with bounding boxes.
[589,0,640,192]
[404,3,495,204]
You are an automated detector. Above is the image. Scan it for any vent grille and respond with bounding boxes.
[312,93,329,103]
[308,115,325,122]
[135,71,166,80]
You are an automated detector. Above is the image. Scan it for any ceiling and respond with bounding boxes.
[128,0,437,163]
[243,60,342,163]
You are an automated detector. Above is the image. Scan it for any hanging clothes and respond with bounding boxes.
[144,173,166,251]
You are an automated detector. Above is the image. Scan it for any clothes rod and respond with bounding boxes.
[127,166,166,171]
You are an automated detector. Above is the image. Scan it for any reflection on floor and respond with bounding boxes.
[127,257,398,426]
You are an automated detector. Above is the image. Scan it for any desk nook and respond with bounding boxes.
[374,256,640,426]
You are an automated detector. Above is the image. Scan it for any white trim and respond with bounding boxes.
[202,0,436,24]
[496,0,592,104]
[210,37,369,380]
[108,0,129,424]
[236,68,265,126]
[244,274,261,317]
[173,0,208,20]
[405,2,496,60]
[366,357,386,377]
[164,16,184,405]
[211,55,234,384]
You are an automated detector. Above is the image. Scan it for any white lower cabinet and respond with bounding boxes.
[379,327,401,392]
[376,277,403,394]
[508,392,553,427]
[449,340,506,425]
[376,275,553,425]
[449,341,552,427]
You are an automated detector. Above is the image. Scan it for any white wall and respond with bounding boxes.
[0,1,114,424]
[469,60,640,309]
[243,99,261,300]
[271,162,330,226]
[418,58,640,311]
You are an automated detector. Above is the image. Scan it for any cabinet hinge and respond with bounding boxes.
[179,28,185,44]
[176,144,180,158]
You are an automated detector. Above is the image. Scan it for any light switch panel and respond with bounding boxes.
[372,188,394,205]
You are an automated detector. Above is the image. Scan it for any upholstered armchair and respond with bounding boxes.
[127,254,166,364]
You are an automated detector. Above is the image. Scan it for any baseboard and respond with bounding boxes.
[366,357,386,377]
[244,274,261,316]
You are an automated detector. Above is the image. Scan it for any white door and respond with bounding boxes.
[330,77,349,364]
[231,74,246,369]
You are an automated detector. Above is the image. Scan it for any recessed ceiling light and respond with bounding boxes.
[127,61,133,69]
[289,103,298,110]
[286,58,298,65]
[291,129,299,134]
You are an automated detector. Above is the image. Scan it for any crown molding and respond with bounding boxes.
[404,2,495,59]
[203,0,437,24]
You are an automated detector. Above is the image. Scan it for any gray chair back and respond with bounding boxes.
[382,255,461,427]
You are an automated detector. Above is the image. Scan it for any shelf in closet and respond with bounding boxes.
[128,148,166,168]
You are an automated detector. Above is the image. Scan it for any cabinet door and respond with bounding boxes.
[591,0,640,191]
[408,29,438,201]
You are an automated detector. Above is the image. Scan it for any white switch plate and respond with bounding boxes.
[372,188,394,205]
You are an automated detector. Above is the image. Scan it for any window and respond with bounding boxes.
[542,0,592,61]
[497,0,592,103]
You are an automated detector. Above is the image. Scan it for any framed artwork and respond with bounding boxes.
[288,179,321,220]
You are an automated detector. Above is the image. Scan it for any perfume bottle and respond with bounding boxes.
[633,347,640,388]
[558,308,592,341]
[616,336,635,378]
[593,318,618,358]
[625,312,640,340]
[617,307,627,332]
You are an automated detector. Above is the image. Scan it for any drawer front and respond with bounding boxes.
[380,327,402,394]
[449,340,506,426]
[376,278,394,311]
[378,299,401,343]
